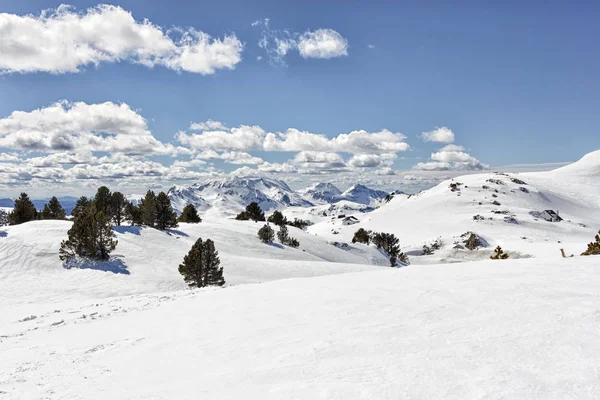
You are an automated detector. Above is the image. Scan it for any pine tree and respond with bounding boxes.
[372,232,407,266]
[94,186,112,218]
[8,192,37,225]
[0,209,8,226]
[352,228,371,244]
[267,210,287,226]
[110,192,126,226]
[71,196,90,218]
[178,237,225,288]
[155,192,178,230]
[124,201,143,226]
[236,202,265,222]
[178,204,202,223]
[581,231,600,256]
[257,224,275,243]
[140,190,157,227]
[41,196,66,220]
[59,202,117,262]
[277,224,290,244]
[490,246,509,259]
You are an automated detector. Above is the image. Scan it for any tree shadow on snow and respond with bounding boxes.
[112,226,143,236]
[63,256,130,275]
[266,242,284,249]
[0,231,7,238]
[166,229,189,237]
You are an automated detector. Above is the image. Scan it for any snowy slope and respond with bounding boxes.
[299,182,343,203]
[299,182,389,206]
[340,183,389,205]
[168,176,314,216]
[308,150,600,262]
[1,257,599,399]
[0,219,389,306]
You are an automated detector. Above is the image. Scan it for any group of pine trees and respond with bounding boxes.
[254,209,300,247]
[352,228,408,266]
[5,193,67,225]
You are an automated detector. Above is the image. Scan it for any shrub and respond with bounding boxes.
[236,202,265,222]
[581,231,600,256]
[490,246,509,259]
[352,228,371,244]
[267,210,287,226]
[277,225,300,247]
[178,204,202,223]
[178,237,225,288]
[288,218,310,230]
[258,224,275,243]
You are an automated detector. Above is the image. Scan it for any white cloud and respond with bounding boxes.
[258,162,297,173]
[413,145,488,171]
[176,125,266,152]
[297,29,348,59]
[292,151,345,167]
[348,154,382,168]
[420,127,455,143]
[253,19,348,63]
[189,120,228,131]
[0,4,243,75]
[196,150,264,165]
[0,101,181,155]
[376,167,395,175]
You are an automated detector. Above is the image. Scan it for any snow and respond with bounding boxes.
[1,257,599,399]
[1,150,600,399]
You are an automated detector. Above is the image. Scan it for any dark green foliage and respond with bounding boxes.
[124,201,143,226]
[277,225,300,247]
[178,238,225,288]
[110,192,126,226]
[490,246,509,259]
[581,231,600,256]
[41,196,66,220]
[178,204,202,223]
[422,245,433,255]
[257,224,275,243]
[288,218,310,230]
[59,202,117,262]
[0,209,8,226]
[352,228,371,244]
[8,192,37,225]
[71,196,90,218]
[372,232,408,266]
[267,210,287,226]
[94,186,112,217]
[140,190,157,227]
[155,192,178,230]
[236,202,265,222]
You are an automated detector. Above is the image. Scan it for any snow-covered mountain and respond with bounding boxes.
[168,176,314,217]
[299,182,389,206]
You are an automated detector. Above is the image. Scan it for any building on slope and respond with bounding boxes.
[539,210,563,222]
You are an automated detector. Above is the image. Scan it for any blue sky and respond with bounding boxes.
[0,0,598,196]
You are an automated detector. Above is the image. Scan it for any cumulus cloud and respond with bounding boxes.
[413,145,488,171]
[196,150,264,165]
[297,29,348,59]
[0,4,243,75]
[376,167,395,175]
[189,120,228,131]
[420,127,455,143]
[348,154,382,168]
[176,125,266,152]
[253,19,348,64]
[258,162,297,173]
[0,101,180,155]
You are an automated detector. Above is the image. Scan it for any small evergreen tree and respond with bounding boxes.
[178,237,225,288]
[140,190,157,227]
[352,228,371,244]
[8,192,37,225]
[236,202,265,222]
[288,218,310,230]
[581,231,600,256]
[277,224,300,248]
[110,192,127,226]
[258,224,275,243]
[59,202,117,262]
[155,191,178,230]
[490,246,509,259]
[372,232,407,266]
[178,204,202,223]
[94,186,112,218]
[71,196,90,218]
[286,237,300,248]
[0,209,8,226]
[41,196,66,220]
[124,201,143,226]
[267,210,287,226]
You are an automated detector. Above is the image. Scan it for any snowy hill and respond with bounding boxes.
[299,182,343,203]
[168,176,314,217]
[340,183,389,205]
[299,182,389,206]
[308,151,600,263]
[1,257,599,399]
